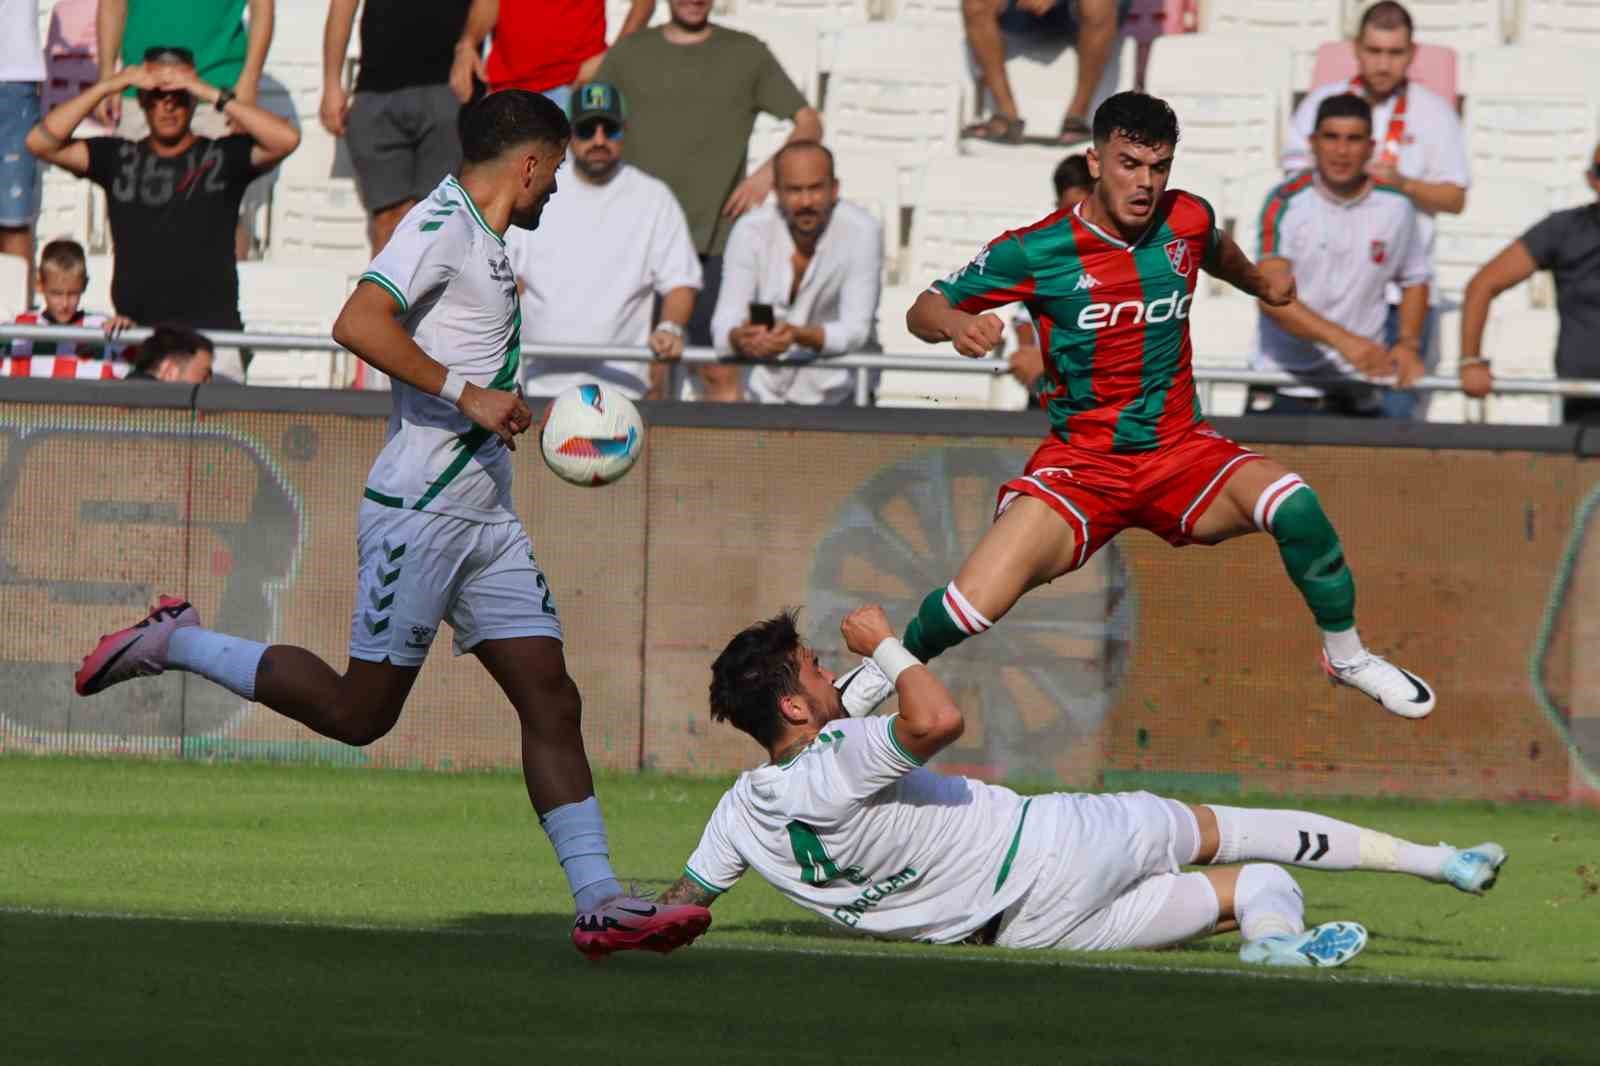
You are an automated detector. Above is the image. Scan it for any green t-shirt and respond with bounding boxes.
[121,0,249,97]
[596,25,807,257]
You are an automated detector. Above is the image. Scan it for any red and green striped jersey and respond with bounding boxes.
[933,189,1222,453]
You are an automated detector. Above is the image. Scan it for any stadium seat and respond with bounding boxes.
[1202,1,1344,91]
[906,157,1055,285]
[736,0,876,20]
[1515,0,1600,46]
[1349,0,1508,48]
[873,283,1006,408]
[832,150,906,281]
[964,35,1136,144]
[269,178,371,271]
[888,0,960,22]
[1226,167,1293,259]
[0,254,29,320]
[236,262,351,388]
[82,254,113,314]
[1432,177,1545,307]
[1309,40,1459,104]
[1464,46,1600,185]
[607,0,669,42]
[36,165,92,248]
[1142,34,1292,175]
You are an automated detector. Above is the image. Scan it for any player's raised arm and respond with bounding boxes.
[1204,228,1296,308]
[841,605,963,763]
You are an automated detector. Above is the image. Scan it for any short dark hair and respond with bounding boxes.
[1052,153,1092,197]
[38,238,87,279]
[459,89,570,165]
[709,610,805,748]
[1314,93,1374,132]
[1092,91,1180,151]
[773,140,835,184]
[1358,1,1414,39]
[132,324,211,375]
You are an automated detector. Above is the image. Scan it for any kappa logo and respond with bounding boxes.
[1164,238,1194,278]
[968,245,992,275]
[1073,272,1101,292]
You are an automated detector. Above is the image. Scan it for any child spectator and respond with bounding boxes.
[2,237,133,378]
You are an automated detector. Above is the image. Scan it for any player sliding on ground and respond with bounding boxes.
[839,90,1435,721]
[72,90,709,960]
[658,606,1504,965]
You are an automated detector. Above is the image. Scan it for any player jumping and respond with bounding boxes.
[838,91,1435,721]
[72,91,710,959]
[658,606,1504,963]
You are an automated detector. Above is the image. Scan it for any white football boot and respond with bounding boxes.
[1322,651,1436,719]
[1240,921,1368,968]
[1440,843,1508,895]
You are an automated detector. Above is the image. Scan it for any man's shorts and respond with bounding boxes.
[0,82,43,227]
[995,791,1193,951]
[996,424,1262,572]
[348,500,563,667]
[116,99,276,241]
[996,0,1131,40]
[346,84,464,215]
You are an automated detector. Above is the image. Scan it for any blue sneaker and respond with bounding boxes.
[1240,921,1368,968]
[1440,842,1507,895]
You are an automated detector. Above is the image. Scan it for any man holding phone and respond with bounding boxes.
[711,141,882,404]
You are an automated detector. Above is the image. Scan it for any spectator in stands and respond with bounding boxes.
[1459,144,1600,424]
[962,0,1122,146]
[711,142,881,406]
[1282,1,1467,419]
[25,47,300,382]
[3,238,132,370]
[95,1,279,261]
[124,322,212,382]
[1011,153,1093,396]
[508,82,700,402]
[595,0,822,403]
[320,0,473,255]
[1,0,45,307]
[1250,94,1430,418]
[457,0,655,113]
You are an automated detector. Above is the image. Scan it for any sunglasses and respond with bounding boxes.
[138,88,194,108]
[574,119,623,142]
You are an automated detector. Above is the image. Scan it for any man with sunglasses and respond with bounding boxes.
[509,82,700,402]
[24,46,300,381]
[1459,148,1600,424]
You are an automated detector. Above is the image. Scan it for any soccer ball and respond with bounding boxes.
[539,383,645,487]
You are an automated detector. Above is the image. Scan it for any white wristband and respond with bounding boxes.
[871,637,920,686]
[438,370,467,406]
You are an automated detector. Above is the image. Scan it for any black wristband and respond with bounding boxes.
[215,88,235,113]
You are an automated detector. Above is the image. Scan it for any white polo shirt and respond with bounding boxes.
[508,160,702,400]
[1284,80,1469,304]
[1252,172,1431,397]
[711,200,883,406]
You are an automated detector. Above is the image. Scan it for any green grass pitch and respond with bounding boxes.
[3,755,1597,1064]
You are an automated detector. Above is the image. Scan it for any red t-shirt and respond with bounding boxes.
[486,0,605,93]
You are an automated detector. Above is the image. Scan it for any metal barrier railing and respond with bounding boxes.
[6,323,1600,409]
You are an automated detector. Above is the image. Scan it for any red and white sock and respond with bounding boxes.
[941,583,993,638]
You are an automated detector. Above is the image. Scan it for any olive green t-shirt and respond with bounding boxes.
[121,1,249,98]
[596,26,807,257]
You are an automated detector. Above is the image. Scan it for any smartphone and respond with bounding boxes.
[749,303,776,329]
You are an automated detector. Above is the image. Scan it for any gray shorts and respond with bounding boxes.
[346,84,463,215]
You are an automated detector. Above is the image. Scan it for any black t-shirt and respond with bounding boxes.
[1521,203,1600,379]
[355,0,472,94]
[86,135,262,330]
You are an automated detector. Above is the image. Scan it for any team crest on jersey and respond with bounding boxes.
[1370,240,1388,264]
[1164,238,1194,278]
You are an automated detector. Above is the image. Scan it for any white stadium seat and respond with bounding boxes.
[736,0,875,19]
[966,35,1136,142]
[1464,46,1600,184]
[1226,167,1294,260]
[889,0,961,22]
[1143,34,1292,175]
[831,150,906,281]
[236,262,352,388]
[269,178,371,272]
[825,26,968,190]
[607,0,669,43]
[1481,307,1559,424]
[36,166,92,248]
[0,254,30,321]
[82,254,113,316]
[1515,0,1600,45]
[873,282,1005,408]
[1202,0,1344,91]
[1347,0,1508,48]
[1432,178,1546,306]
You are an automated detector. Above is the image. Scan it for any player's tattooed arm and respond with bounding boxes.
[657,876,720,908]
[1205,229,1296,307]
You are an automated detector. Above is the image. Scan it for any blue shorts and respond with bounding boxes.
[0,82,42,228]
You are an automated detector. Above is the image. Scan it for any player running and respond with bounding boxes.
[72,91,710,960]
[837,90,1434,722]
[658,606,1505,964]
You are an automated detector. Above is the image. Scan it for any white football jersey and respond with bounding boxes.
[683,715,1056,944]
[357,177,522,523]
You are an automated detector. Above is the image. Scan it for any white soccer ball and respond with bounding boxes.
[539,383,645,487]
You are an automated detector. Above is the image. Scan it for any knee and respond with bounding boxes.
[962,0,998,26]
[1236,863,1299,906]
[516,672,584,738]
[334,702,403,747]
[1076,0,1117,30]
[699,364,744,402]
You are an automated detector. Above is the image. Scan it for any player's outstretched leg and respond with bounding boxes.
[472,637,712,960]
[1197,804,1507,895]
[1196,461,1435,719]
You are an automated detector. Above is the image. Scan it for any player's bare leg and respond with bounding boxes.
[473,636,712,959]
[837,496,1082,714]
[1059,0,1118,144]
[962,0,1025,142]
[1190,458,1435,719]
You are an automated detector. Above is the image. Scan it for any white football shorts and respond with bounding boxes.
[348,499,563,667]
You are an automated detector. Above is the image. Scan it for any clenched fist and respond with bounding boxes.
[841,604,895,658]
[950,312,1006,358]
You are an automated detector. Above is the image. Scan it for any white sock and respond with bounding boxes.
[1235,863,1305,942]
[166,628,266,700]
[1209,805,1454,881]
[1322,626,1364,665]
[541,796,623,911]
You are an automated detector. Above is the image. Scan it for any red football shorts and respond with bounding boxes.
[995,424,1263,571]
